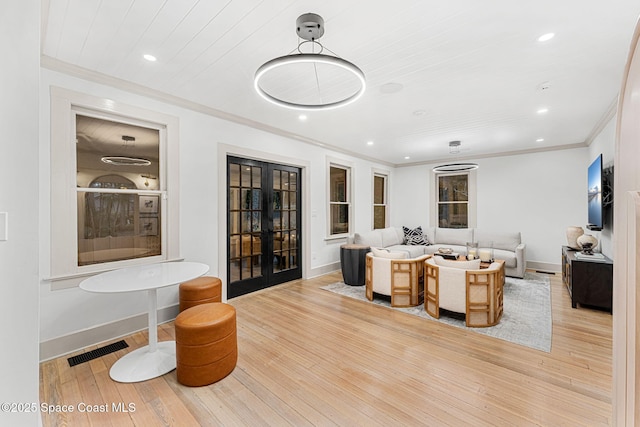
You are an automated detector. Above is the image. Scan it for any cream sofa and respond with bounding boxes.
[351,226,526,278]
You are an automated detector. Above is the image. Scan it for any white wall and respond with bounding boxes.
[392,147,589,270]
[0,1,40,426]
[391,165,430,229]
[38,68,393,357]
[477,149,588,268]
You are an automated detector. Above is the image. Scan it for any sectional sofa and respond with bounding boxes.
[351,226,526,278]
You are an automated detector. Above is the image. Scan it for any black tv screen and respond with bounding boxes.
[587,154,603,231]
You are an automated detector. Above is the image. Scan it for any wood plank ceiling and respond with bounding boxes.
[41,0,640,165]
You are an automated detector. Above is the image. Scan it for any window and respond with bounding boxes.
[50,87,179,282]
[373,172,388,229]
[437,173,469,228]
[329,164,351,236]
[76,115,162,266]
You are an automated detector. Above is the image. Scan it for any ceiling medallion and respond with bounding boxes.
[432,163,479,173]
[254,13,366,111]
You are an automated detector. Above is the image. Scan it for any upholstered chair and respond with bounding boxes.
[424,256,505,327]
[365,248,430,307]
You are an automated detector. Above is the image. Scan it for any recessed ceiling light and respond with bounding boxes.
[537,108,549,114]
[143,54,157,62]
[413,109,427,116]
[538,33,555,42]
[366,141,374,146]
[380,82,404,94]
[298,114,308,121]
[536,138,545,142]
[404,156,410,160]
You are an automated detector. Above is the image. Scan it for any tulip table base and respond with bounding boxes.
[110,341,176,383]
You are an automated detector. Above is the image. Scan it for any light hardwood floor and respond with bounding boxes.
[40,270,613,426]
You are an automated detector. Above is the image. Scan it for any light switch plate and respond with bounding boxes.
[0,212,7,241]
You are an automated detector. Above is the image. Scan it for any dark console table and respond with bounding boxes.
[561,246,613,312]
[340,244,370,286]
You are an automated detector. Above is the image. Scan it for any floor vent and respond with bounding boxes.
[67,340,128,367]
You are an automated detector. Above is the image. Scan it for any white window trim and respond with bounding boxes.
[48,87,180,283]
[372,168,390,230]
[326,157,353,240]
[430,169,477,228]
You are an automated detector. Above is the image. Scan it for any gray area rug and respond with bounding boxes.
[321,272,552,352]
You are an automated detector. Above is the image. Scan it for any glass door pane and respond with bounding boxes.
[229,162,263,283]
[228,157,301,298]
[273,170,299,272]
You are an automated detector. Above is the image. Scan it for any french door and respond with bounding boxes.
[227,156,302,298]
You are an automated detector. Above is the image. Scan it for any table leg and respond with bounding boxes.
[148,288,158,352]
[109,288,176,382]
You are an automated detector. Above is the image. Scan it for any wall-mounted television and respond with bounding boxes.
[587,154,603,231]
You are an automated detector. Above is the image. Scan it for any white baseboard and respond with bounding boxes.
[527,261,561,273]
[39,304,180,362]
[307,261,341,279]
[41,261,341,362]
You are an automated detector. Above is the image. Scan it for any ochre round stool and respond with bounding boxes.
[175,302,237,387]
[179,276,222,312]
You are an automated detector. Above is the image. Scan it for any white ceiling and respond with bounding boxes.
[41,0,640,166]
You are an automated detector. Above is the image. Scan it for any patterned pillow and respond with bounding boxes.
[406,235,430,245]
[402,226,430,246]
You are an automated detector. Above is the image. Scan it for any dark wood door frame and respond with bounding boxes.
[227,156,302,298]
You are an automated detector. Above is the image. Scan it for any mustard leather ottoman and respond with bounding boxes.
[179,276,222,312]
[175,302,237,387]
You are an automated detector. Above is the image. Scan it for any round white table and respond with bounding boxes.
[80,261,209,383]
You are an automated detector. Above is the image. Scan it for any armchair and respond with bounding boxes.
[425,257,504,327]
[365,248,430,307]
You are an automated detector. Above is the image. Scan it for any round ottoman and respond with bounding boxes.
[179,276,222,312]
[175,302,237,387]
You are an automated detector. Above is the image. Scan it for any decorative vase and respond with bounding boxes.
[566,226,584,249]
[577,234,598,254]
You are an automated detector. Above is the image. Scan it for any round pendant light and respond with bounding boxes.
[432,163,479,172]
[101,156,151,166]
[254,13,366,111]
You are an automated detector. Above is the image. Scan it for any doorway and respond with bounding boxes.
[227,156,302,298]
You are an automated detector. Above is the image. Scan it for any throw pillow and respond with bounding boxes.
[403,226,430,246]
[433,256,481,270]
[370,247,408,259]
[406,234,430,246]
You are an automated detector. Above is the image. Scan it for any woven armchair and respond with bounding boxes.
[365,250,430,307]
[424,257,505,327]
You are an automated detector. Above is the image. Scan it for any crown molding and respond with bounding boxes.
[397,142,588,168]
[40,55,395,168]
[584,96,618,146]
[41,55,605,170]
